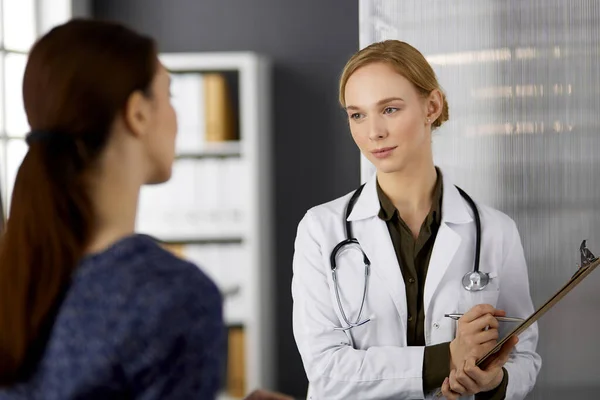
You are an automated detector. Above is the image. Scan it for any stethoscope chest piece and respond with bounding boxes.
[461,270,490,291]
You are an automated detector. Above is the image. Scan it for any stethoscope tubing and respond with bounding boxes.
[330,182,487,333]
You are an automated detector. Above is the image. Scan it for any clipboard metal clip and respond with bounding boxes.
[579,240,597,269]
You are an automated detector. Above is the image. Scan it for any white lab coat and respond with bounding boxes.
[292,171,541,400]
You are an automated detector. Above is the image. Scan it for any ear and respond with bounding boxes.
[425,89,443,124]
[123,90,152,138]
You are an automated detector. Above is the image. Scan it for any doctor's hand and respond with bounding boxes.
[440,377,460,400]
[447,335,519,396]
[449,304,505,370]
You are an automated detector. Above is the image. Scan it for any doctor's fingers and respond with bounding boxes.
[486,336,519,370]
[466,339,498,361]
[460,313,499,333]
[472,328,499,345]
[454,361,480,395]
[441,377,460,400]
[460,304,500,323]
[448,369,470,396]
[462,357,497,389]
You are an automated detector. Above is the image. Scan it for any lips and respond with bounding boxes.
[372,146,397,154]
[371,146,397,159]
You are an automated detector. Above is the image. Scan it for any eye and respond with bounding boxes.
[383,107,398,115]
[350,113,364,120]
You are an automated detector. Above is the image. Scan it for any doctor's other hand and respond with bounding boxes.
[449,304,504,370]
[448,335,519,396]
[243,389,294,400]
[441,377,460,400]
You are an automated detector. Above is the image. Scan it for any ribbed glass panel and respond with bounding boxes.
[360,1,600,398]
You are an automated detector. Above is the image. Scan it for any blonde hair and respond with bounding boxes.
[339,40,449,129]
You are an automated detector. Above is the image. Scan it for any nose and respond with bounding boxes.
[368,115,388,141]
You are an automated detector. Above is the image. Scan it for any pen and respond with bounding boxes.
[444,313,524,323]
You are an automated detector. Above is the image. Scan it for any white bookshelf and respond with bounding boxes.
[136,52,273,398]
[176,141,242,158]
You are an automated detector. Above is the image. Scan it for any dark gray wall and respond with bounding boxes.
[92,0,359,396]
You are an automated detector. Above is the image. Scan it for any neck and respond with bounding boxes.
[85,151,144,255]
[377,160,438,218]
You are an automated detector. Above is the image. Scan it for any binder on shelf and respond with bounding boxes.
[226,326,246,398]
[204,73,237,142]
[220,244,248,325]
[160,242,186,258]
[176,160,197,234]
[171,73,205,153]
[222,158,245,229]
[203,158,221,231]
[136,157,247,239]
[0,184,4,234]
[151,52,271,393]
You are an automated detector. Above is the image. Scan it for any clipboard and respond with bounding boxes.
[477,239,600,368]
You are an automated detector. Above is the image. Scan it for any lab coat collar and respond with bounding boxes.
[346,167,474,225]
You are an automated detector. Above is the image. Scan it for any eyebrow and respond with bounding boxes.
[345,97,405,111]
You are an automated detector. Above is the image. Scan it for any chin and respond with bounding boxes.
[373,159,406,175]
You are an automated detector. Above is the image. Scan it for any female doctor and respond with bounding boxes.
[291,40,541,400]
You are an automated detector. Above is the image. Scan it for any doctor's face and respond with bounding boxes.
[344,62,434,175]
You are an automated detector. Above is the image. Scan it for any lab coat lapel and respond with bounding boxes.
[347,171,474,321]
[347,175,408,320]
[356,217,408,321]
[424,174,473,313]
[423,223,462,313]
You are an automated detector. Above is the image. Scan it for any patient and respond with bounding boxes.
[0,18,290,400]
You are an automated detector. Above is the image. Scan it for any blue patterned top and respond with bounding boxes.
[0,234,225,400]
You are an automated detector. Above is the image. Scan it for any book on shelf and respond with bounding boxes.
[136,157,246,239]
[171,73,205,153]
[0,187,4,234]
[171,71,238,154]
[159,242,185,258]
[226,326,246,398]
[204,73,237,143]
[143,54,268,396]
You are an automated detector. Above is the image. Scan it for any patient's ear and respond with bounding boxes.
[123,89,152,139]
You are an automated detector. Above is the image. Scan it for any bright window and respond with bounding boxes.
[0,0,72,219]
[3,0,36,52]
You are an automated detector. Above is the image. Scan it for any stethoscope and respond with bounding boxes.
[330,183,488,332]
